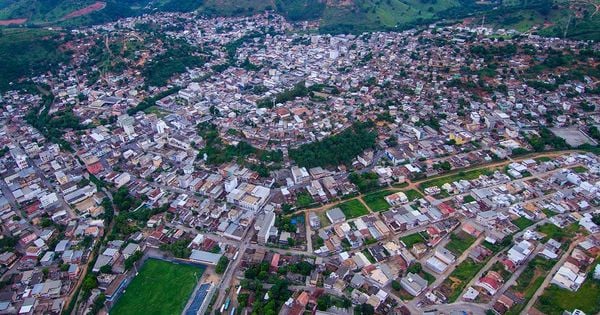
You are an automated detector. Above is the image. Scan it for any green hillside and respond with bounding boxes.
[0,28,70,91]
[0,0,597,40]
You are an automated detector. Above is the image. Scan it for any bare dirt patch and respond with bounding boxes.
[0,18,27,26]
[63,1,106,19]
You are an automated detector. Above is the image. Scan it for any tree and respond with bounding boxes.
[238,293,250,308]
[407,262,423,274]
[210,244,221,253]
[317,294,331,311]
[90,293,106,315]
[592,214,600,226]
[124,251,142,270]
[160,239,191,258]
[82,275,98,292]
[215,256,229,274]
[289,121,377,168]
[391,280,402,291]
[100,264,112,274]
[354,303,375,315]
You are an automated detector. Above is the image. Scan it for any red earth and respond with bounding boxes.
[63,1,106,19]
[0,18,27,26]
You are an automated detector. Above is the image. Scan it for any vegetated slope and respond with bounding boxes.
[0,0,203,25]
[0,0,597,40]
[0,28,70,91]
[482,0,600,41]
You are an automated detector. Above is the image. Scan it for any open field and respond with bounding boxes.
[445,232,477,256]
[337,199,369,219]
[295,192,316,208]
[535,156,552,163]
[537,222,580,242]
[505,257,557,315]
[534,258,600,315]
[462,195,476,203]
[405,189,423,201]
[111,259,203,315]
[439,258,486,303]
[362,190,394,212]
[400,232,426,248]
[419,167,495,190]
[512,216,534,231]
[570,165,588,173]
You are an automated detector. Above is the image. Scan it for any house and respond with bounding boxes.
[506,240,534,265]
[426,256,448,274]
[469,245,492,263]
[475,271,503,295]
[189,250,222,265]
[256,211,276,245]
[0,251,16,266]
[291,166,310,184]
[434,248,456,265]
[121,243,140,259]
[309,212,321,230]
[385,192,408,206]
[400,272,428,296]
[551,265,586,291]
[326,208,346,224]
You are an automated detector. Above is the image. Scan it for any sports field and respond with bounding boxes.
[111,259,203,315]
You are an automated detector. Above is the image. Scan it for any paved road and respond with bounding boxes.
[213,223,255,311]
[422,301,489,314]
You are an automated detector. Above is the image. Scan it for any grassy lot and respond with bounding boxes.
[337,199,369,219]
[463,195,476,203]
[392,286,416,300]
[406,262,436,284]
[418,270,436,284]
[482,240,504,253]
[400,232,426,248]
[316,211,330,227]
[535,156,552,163]
[362,249,376,264]
[445,232,477,256]
[362,190,395,212]
[112,259,203,315]
[570,165,588,173]
[534,260,600,315]
[419,167,495,190]
[489,261,512,282]
[405,189,424,201]
[295,192,315,208]
[440,258,486,303]
[512,216,534,231]
[392,182,409,188]
[542,208,557,218]
[537,223,580,242]
[505,257,557,315]
[143,106,169,117]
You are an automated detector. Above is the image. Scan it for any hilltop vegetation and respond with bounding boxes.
[289,121,377,168]
[0,0,597,90]
[0,0,596,41]
[0,28,70,92]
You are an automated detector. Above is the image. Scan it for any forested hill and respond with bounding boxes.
[0,0,597,40]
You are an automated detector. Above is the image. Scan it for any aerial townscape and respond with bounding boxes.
[0,0,599,315]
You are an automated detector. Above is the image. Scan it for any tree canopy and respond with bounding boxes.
[289,121,377,168]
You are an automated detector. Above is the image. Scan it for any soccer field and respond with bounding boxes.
[111,259,204,315]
